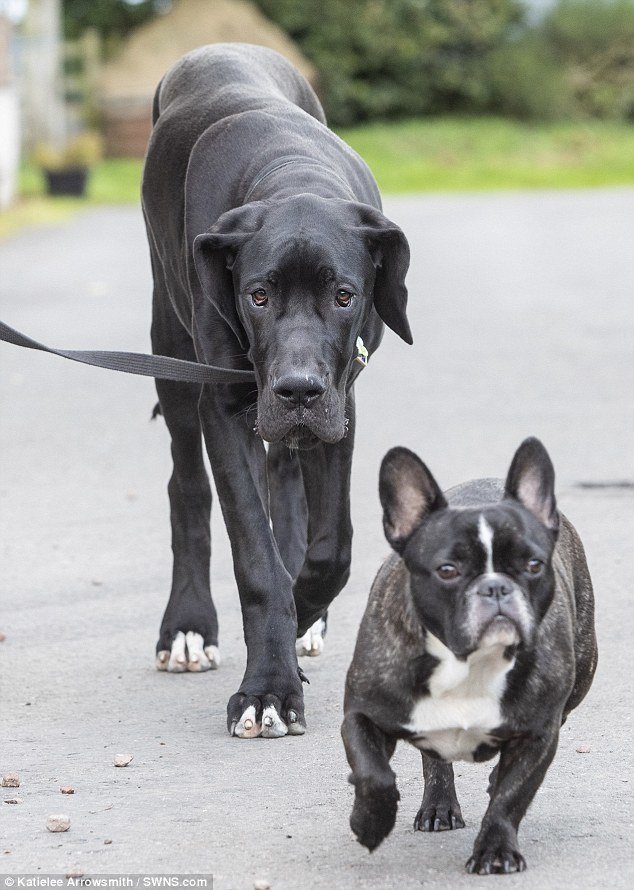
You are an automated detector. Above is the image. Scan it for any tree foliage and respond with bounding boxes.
[254,0,525,124]
[63,0,634,123]
[542,0,634,119]
[254,0,634,123]
[63,0,163,44]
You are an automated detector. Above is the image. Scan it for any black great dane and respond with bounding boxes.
[142,44,411,739]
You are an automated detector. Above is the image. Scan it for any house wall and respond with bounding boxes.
[0,15,19,209]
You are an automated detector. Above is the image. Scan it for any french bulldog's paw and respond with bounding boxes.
[466,839,526,875]
[156,631,220,673]
[227,691,306,739]
[414,797,465,832]
[350,782,399,852]
[296,617,326,657]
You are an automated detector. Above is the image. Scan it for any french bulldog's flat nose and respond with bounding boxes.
[478,579,512,599]
[273,373,326,408]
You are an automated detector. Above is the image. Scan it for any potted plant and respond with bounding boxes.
[32,131,103,197]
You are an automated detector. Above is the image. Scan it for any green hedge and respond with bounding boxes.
[255,0,524,124]
[253,0,634,125]
[542,0,634,119]
[64,0,634,125]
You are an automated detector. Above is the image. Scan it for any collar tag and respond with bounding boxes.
[355,336,369,368]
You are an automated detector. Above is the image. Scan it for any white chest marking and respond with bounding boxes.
[478,514,495,574]
[405,632,514,761]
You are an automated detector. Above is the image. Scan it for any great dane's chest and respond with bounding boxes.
[404,634,514,762]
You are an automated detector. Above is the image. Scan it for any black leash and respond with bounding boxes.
[0,319,256,385]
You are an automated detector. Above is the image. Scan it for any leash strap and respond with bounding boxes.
[0,320,256,384]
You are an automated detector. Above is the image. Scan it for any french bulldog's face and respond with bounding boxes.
[379,438,560,658]
[400,502,556,657]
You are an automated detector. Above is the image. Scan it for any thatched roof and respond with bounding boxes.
[100,0,316,101]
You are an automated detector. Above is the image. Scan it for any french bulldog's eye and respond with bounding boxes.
[251,288,268,307]
[437,564,460,581]
[526,558,543,575]
[335,289,353,307]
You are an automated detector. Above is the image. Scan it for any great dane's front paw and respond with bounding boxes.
[414,795,465,832]
[466,824,526,875]
[296,617,326,657]
[228,690,306,739]
[156,631,220,673]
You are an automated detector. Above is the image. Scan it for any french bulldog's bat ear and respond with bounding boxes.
[354,205,412,345]
[504,437,559,532]
[192,201,268,351]
[379,447,447,554]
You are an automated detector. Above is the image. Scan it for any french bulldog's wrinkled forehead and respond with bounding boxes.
[410,501,554,567]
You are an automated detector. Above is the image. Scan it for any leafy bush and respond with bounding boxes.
[254,0,634,123]
[65,0,634,123]
[64,0,172,56]
[482,36,572,119]
[32,132,104,171]
[542,0,634,120]
[253,0,525,125]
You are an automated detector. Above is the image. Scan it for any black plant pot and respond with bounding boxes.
[44,167,89,197]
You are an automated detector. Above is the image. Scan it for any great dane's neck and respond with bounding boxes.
[246,156,357,204]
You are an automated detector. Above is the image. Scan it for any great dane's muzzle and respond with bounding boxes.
[255,364,348,447]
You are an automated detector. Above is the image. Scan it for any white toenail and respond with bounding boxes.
[260,705,288,738]
[204,645,221,668]
[244,718,254,730]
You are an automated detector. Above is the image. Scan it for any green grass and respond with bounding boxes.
[2,118,633,238]
[0,159,145,238]
[19,158,145,204]
[338,117,634,193]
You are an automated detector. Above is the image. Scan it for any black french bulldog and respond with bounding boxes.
[342,437,597,874]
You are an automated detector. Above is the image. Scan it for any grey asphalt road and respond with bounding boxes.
[1,190,633,889]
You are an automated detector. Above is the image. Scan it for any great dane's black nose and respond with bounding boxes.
[477,578,512,599]
[273,373,326,408]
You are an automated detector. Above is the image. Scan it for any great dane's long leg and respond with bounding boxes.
[267,443,307,579]
[293,391,355,637]
[267,442,326,656]
[413,753,465,832]
[151,293,219,673]
[267,444,327,657]
[199,385,305,739]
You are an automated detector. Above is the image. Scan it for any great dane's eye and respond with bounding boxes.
[526,558,543,575]
[335,289,353,307]
[251,288,268,307]
[437,564,460,581]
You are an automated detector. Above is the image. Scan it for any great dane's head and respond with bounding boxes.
[193,195,411,447]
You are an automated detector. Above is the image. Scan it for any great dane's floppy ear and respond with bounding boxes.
[379,447,447,553]
[504,437,559,532]
[193,202,268,350]
[354,205,412,345]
